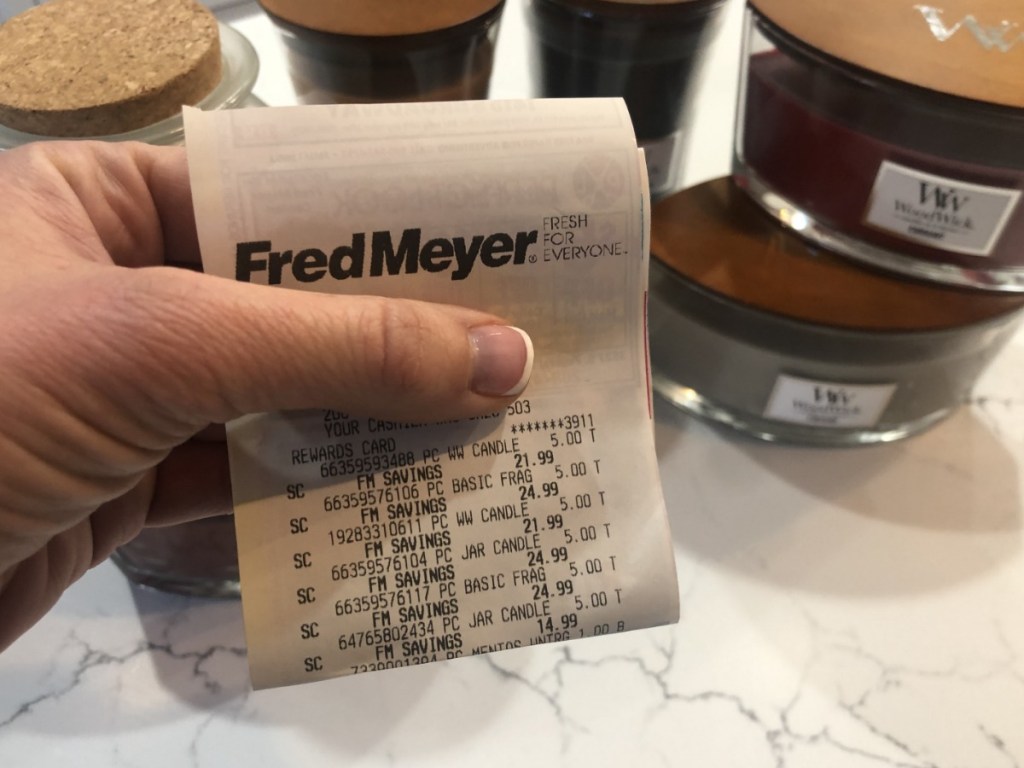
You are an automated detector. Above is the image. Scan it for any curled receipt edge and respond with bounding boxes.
[184,99,679,690]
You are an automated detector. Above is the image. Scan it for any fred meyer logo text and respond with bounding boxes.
[236,227,539,284]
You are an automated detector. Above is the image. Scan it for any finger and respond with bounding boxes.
[0,528,91,652]
[5,141,200,269]
[193,424,226,442]
[15,142,535,426]
[83,441,229,560]
[136,143,202,269]
[146,440,232,527]
[59,266,533,436]
[0,477,153,653]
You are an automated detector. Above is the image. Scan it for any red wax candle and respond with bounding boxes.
[735,1,1024,291]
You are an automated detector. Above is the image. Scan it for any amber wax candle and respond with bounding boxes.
[735,0,1024,291]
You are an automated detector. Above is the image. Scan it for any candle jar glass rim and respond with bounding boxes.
[527,0,728,61]
[263,2,504,52]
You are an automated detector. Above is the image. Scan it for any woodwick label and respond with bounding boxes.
[864,161,1022,257]
[764,375,896,428]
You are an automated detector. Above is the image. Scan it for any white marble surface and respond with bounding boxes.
[5,2,1024,766]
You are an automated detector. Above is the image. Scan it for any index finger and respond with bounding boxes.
[24,141,203,270]
[135,143,204,270]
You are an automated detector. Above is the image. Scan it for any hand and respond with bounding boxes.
[0,141,531,651]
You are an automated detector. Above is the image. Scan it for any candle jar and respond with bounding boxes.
[525,0,727,199]
[649,178,1024,446]
[734,0,1024,291]
[111,517,240,598]
[258,0,505,104]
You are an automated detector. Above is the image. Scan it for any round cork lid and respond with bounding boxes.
[651,178,1024,331]
[750,0,1024,109]
[0,0,221,137]
[258,0,502,36]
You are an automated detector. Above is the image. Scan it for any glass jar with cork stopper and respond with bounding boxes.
[0,0,260,149]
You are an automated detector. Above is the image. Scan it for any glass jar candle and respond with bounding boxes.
[734,0,1024,291]
[525,0,727,199]
[258,0,505,104]
[649,178,1024,446]
[112,517,240,598]
[0,0,261,597]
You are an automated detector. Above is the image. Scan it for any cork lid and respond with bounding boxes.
[651,178,1024,331]
[0,0,221,137]
[258,0,502,36]
[749,0,1024,109]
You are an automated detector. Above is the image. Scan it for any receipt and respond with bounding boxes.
[184,99,679,690]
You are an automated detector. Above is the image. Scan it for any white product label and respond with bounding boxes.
[639,132,683,197]
[763,374,897,428]
[184,100,679,690]
[865,160,1021,256]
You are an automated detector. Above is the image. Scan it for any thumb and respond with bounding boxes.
[59,265,534,438]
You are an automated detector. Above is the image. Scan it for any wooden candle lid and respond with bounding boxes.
[651,178,1024,331]
[579,1,719,4]
[258,0,503,37]
[0,0,221,137]
[750,0,1024,109]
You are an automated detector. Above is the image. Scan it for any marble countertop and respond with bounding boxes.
[4,2,1024,766]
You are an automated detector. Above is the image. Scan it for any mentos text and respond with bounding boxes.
[235,228,538,284]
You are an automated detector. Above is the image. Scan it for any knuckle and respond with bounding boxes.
[357,300,434,395]
[96,269,226,418]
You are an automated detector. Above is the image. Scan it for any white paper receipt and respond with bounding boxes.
[184,99,679,690]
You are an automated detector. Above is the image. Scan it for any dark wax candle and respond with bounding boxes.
[525,0,726,198]
[260,1,504,104]
[649,178,1024,445]
[112,517,240,597]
